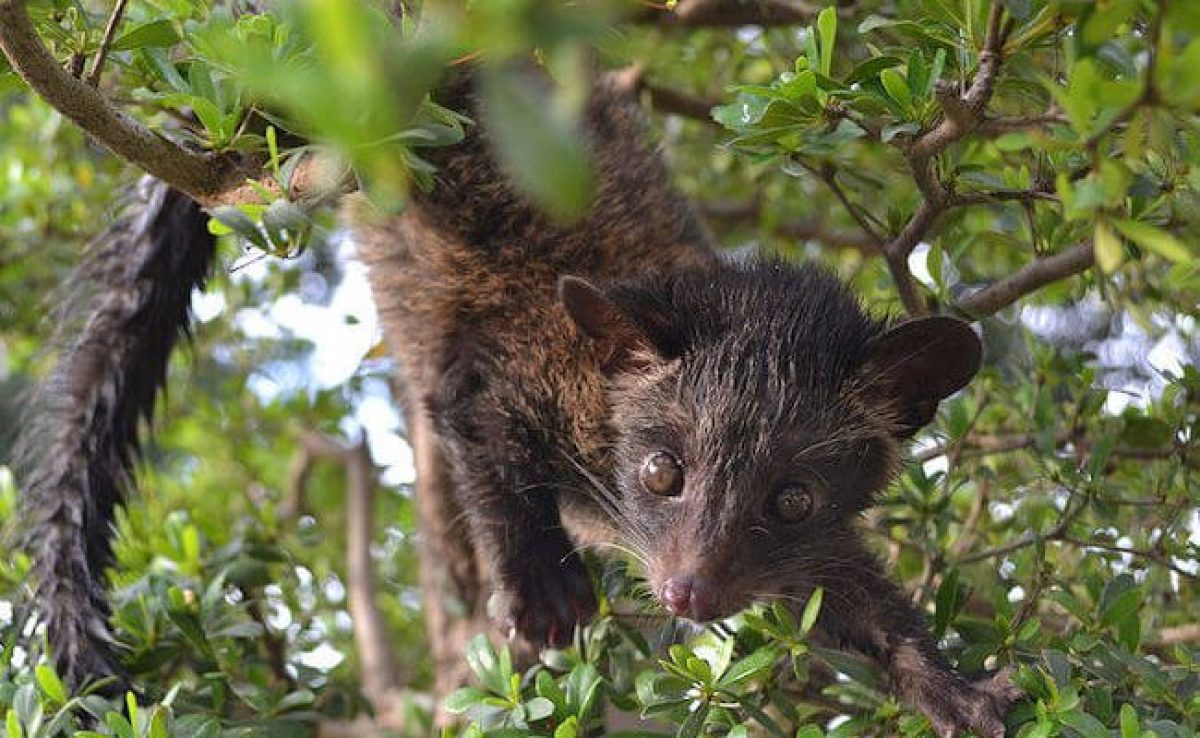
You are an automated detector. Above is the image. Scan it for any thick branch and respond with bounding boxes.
[0,0,251,202]
[1157,624,1200,646]
[957,242,1094,318]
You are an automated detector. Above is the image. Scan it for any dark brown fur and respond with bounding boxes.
[16,177,217,691]
[354,69,1018,736]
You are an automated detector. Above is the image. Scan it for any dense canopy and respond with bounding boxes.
[0,1,1197,736]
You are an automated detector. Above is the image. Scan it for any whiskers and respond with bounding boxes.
[569,539,651,572]
[741,544,873,616]
[558,448,655,563]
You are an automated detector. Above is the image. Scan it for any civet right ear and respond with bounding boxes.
[861,316,982,437]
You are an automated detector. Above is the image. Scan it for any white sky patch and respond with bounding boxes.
[191,290,227,323]
[922,454,949,478]
[236,306,284,340]
[231,235,418,484]
[908,242,934,287]
[1148,332,1187,378]
[265,263,377,389]
[297,642,344,672]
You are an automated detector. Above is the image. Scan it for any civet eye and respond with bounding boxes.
[640,452,684,496]
[774,484,815,522]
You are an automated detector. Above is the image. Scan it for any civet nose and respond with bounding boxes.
[660,575,717,621]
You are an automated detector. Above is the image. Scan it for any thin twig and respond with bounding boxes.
[1058,536,1197,580]
[85,0,129,87]
[957,488,1087,565]
[643,80,720,125]
[975,111,1068,137]
[795,158,887,245]
[699,198,880,253]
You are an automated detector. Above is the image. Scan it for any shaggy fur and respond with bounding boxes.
[16,177,216,690]
[17,67,1016,736]
[355,68,1014,736]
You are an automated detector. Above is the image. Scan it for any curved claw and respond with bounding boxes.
[490,553,597,650]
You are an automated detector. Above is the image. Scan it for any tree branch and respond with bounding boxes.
[974,111,1068,137]
[867,3,1011,315]
[301,432,402,708]
[956,242,1094,318]
[643,80,720,124]
[615,65,721,125]
[908,2,1008,160]
[1156,624,1200,646]
[1058,535,1197,580]
[0,0,255,203]
[85,0,129,87]
[699,197,880,254]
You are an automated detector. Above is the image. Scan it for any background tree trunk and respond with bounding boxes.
[405,399,491,726]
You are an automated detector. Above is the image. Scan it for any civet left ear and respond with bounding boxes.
[559,275,672,376]
[860,316,982,437]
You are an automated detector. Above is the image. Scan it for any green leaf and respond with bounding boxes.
[105,713,136,738]
[525,696,555,722]
[880,67,912,113]
[1059,709,1108,737]
[1099,574,1142,627]
[717,646,779,688]
[800,587,823,634]
[811,646,880,687]
[1111,219,1193,263]
[112,20,181,51]
[554,716,579,738]
[677,702,709,738]
[1094,220,1125,273]
[5,710,21,738]
[481,69,594,224]
[817,6,837,76]
[844,56,903,86]
[1119,703,1140,738]
[34,664,66,704]
[933,568,965,636]
[1119,416,1174,449]
[148,708,168,738]
[443,687,489,714]
[211,206,268,250]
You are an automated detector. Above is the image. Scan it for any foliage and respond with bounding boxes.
[1,0,1197,737]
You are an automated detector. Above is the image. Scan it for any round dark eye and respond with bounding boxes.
[774,484,815,522]
[640,452,683,496]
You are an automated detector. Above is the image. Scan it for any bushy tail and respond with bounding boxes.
[16,177,216,689]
